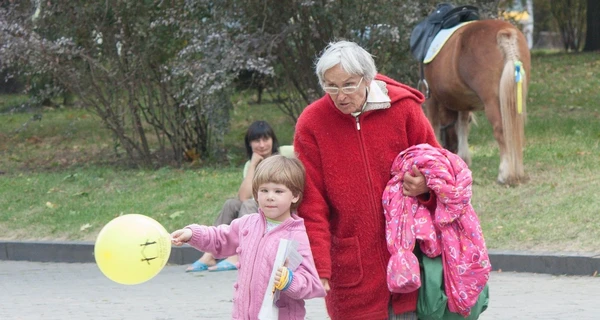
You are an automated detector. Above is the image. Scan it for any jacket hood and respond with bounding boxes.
[374,74,425,106]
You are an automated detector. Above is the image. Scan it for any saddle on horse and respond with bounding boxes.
[410,3,480,97]
[410,3,480,62]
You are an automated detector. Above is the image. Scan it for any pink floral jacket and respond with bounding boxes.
[382,144,491,317]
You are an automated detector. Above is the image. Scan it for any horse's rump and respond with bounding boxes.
[423,19,530,185]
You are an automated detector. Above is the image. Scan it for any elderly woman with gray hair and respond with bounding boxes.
[293,40,441,319]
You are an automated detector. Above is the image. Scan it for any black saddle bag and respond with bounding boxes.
[410,3,480,62]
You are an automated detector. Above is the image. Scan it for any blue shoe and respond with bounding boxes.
[186,260,210,272]
[209,260,238,272]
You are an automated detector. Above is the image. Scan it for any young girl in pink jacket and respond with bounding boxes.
[171,155,326,319]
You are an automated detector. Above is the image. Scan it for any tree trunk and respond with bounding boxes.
[584,0,600,51]
[550,0,586,51]
[525,0,534,49]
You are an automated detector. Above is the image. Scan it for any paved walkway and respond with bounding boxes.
[1,261,599,319]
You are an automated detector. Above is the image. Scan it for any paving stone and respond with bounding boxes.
[1,261,599,319]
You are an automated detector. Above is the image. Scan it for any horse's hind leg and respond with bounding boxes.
[456,111,472,166]
[482,97,509,184]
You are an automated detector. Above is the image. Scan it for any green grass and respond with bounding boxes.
[0,91,296,241]
[1,52,599,254]
[467,51,600,253]
[0,94,28,113]
[0,166,240,240]
[0,108,115,173]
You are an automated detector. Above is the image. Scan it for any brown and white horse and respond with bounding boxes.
[423,19,531,185]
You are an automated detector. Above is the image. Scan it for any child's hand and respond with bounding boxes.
[170,228,192,246]
[274,266,284,284]
[320,278,331,292]
[273,266,293,293]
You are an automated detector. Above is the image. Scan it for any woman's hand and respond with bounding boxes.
[402,165,429,197]
[250,152,265,167]
[170,228,192,246]
[239,152,266,201]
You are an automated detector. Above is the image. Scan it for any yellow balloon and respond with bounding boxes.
[94,214,172,285]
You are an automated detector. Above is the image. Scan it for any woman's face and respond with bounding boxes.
[322,64,369,114]
[250,136,273,158]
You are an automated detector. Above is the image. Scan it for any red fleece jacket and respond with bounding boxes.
[294,74,440,320]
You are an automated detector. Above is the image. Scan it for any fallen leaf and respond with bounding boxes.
[170,211,184,219]
[63,173,78,181]
[184,149,200,162]
[26,136,43,144]
[46,202,58,209]
[80,223,92,231]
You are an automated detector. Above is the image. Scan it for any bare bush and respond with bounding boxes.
[221,0,498,122]
[0,1,270,167]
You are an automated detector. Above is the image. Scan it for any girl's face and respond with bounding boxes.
[250,136,273,158]
[322,64,369,114]
[257,182,299,222]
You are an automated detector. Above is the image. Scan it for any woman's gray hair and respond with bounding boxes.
[315,40,377,85]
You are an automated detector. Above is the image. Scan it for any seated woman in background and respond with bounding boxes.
[187,120,294,272]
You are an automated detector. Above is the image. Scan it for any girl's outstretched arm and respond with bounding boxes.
[185,216,245,259]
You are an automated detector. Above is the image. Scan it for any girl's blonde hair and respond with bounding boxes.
[252,155,305,211]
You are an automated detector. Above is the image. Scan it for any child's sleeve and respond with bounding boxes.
[185,217,244,259]
[280,231,327,300]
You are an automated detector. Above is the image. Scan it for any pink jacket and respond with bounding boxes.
[186,211,326,320]
[382,144,491,317]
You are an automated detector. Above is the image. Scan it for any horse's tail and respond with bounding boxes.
[497,27,528,184]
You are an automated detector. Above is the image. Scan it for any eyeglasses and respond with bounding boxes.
[322,77,363,95]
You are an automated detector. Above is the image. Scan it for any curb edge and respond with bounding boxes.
[1,241,599,276]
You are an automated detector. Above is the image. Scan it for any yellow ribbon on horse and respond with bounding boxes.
[515,61,524,114]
